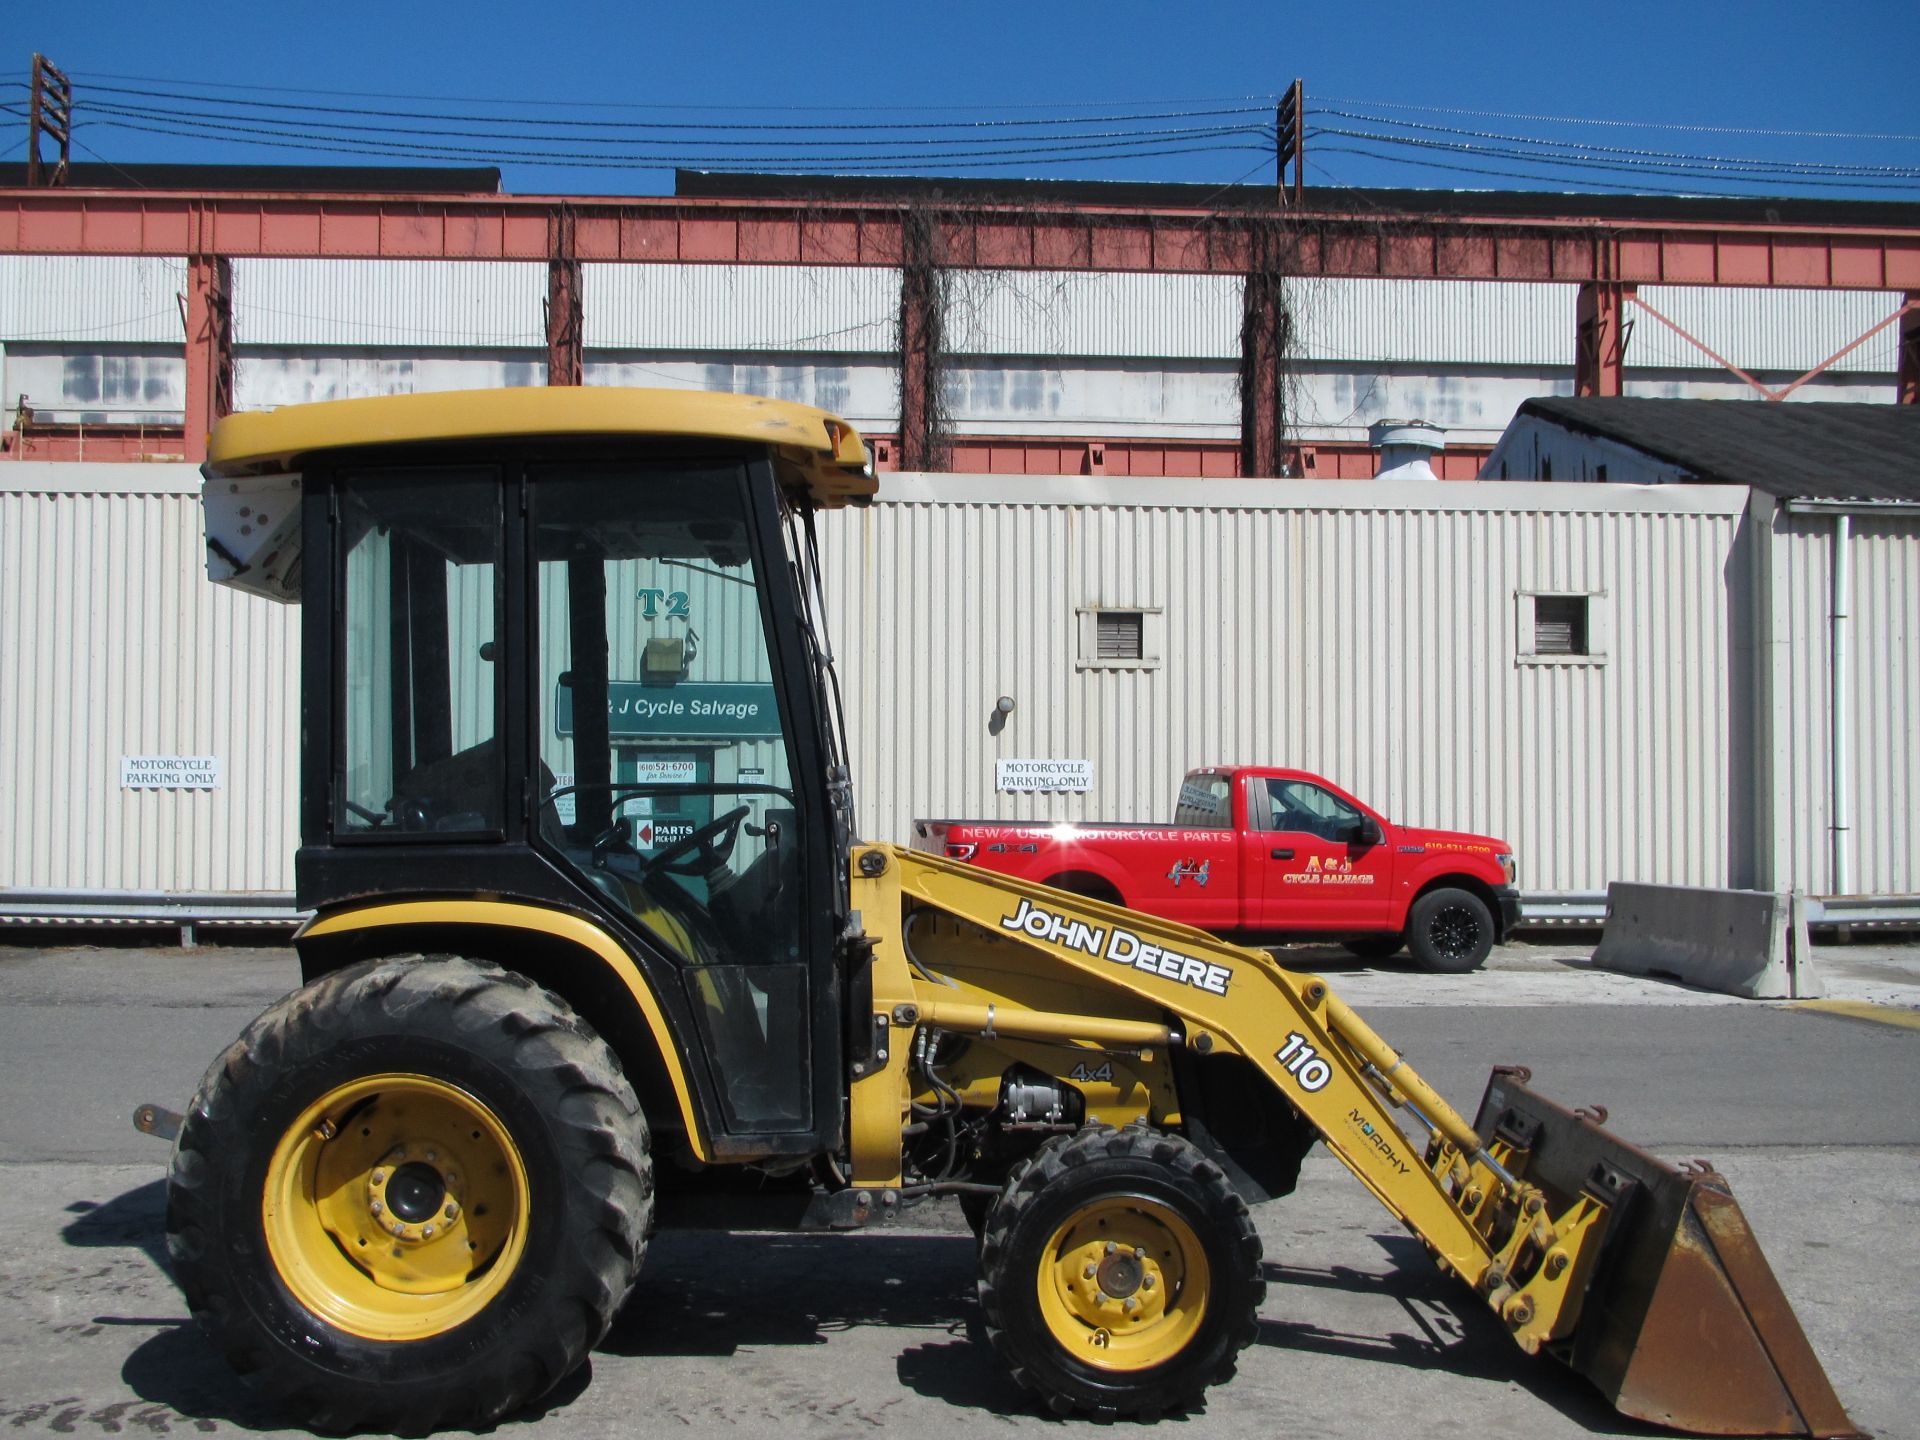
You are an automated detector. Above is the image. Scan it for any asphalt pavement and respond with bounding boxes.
[0,936,1915,1440]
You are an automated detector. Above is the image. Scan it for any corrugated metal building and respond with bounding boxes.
[5,463,1911,920]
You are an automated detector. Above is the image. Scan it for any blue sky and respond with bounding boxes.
[13,1,1919,199]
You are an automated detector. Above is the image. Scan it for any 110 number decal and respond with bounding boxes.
[1274,1032,1332,1091]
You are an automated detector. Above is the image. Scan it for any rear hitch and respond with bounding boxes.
[132,1103,183,1143]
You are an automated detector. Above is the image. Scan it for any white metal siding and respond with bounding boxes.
[943,271,1241,359]
[818,479,1749,894]
[0,255,188,344]
[232,260,547,346]
[0,474,299,894]
[1634,286,1900,376]
[1777,512,1920,894]
[584,264,899,353]
[9,468,1914,905]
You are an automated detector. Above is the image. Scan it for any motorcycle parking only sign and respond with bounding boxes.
[996,758,1094,794]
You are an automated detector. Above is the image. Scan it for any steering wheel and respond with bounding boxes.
[640,805,752,879]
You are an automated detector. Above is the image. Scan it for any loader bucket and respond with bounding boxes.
[1473,1072,1862,1439]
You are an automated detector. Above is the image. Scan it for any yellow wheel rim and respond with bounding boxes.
[263,1074,530,1341]
[1035,1196,1211,1371]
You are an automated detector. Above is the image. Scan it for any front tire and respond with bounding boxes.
[1406,887,1495,972]
[167,955,651,1431]
[978,1124,1262,1418]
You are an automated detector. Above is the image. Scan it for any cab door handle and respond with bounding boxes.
[1270,848,1294,860]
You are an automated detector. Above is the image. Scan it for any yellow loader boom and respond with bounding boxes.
[853,844,1859,1438]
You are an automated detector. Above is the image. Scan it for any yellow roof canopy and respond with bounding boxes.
[203,386,877,507]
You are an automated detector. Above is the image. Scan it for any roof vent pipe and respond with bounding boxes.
[1369,419,1445,480]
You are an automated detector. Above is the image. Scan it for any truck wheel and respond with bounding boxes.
[1342,935,1405,960]
[1406,888,1495,972]
[166,955,651,1432]
[978,1123,1262,1419]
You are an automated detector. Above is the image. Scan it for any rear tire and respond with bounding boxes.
[1406,888,1495,973]
[978,1123,1262,1418]
[1342,935,1405,960]
[167,955,651,1432]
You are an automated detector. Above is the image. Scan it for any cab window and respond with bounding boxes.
[1264,778,1363,841]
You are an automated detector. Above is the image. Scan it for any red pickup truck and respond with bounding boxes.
[913,766,1519,972]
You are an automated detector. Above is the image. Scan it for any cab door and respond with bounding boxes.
[1253,775,1393,930]
[529,457,829,1147]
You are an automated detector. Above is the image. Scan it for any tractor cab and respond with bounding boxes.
[203,387,877,1161]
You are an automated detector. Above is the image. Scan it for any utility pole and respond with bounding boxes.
[1275,79,1305,208]
[27,54,72,187]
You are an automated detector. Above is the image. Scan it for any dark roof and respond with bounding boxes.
[1514,398,1920,501]
[0,163,501,194]
[675,171,1920,228]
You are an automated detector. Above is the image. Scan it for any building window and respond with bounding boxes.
[1534,595,1588,654]
[1515,592,1607,665]
[1097,610,1143,660]
[1077,607,1162,671]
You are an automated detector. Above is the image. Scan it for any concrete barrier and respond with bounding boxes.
[1592,883,1824,999]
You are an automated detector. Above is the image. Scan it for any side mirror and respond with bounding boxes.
[1352,816,1384,847]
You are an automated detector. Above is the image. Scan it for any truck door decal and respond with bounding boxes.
[1166,858,1210,887]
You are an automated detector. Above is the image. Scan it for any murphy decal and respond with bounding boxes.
[1000,897,1232,996]
[1347,1107,1413,1177]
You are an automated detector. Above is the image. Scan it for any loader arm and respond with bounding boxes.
[849,846,1860,1439]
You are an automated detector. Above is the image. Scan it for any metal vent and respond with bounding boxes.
[1096,611,1144,660]
[1534,595,1589,655]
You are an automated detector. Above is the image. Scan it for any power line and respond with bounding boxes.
[82,115,1270,173]
[1314,107,1920,178]
[76,82,1273,134]
[1315,93,1920,144]
[71,68,1280,116]
[79,97,1271,153]
[1310,143,1913,199]
[1307,127,1920,192]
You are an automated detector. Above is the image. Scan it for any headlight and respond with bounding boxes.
[1497,852,1517,885]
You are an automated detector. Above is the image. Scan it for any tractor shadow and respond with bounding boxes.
[603,1227,1036,1417]
[1258,1233,1652,1436]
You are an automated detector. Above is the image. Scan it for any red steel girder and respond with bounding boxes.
[2,189,1918,289]
[183,254,233,463]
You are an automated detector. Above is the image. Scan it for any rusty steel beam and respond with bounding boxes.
[183,255,233,463]
[1576,282,1635,397]
[2,189,1918,289]
[546,209,583,386]
[896,215,943,472]
[1901,294,1920,405]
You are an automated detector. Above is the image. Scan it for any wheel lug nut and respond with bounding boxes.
[422,1225,435,1238]
[371,1170,386,1185]
[1143,1274,1156,1291]
[1124,1297,1140,1314]
[425,1149,437,1163]
[1083,1263,1097,1279]
[1134,1247,1147,1259]
[1104,1241,1117,1254]
[370,1200,384,1215]
[444,1203,458,1220]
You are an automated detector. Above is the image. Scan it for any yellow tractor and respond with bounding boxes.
[166,387,1857,1435]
